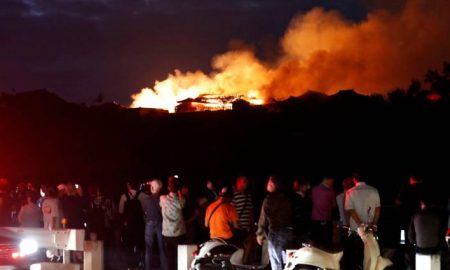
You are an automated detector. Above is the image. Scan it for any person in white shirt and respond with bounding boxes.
[345,176,380,231]
[42,186,61,230]
[18,193,42,227]
[160,176,185,270]
[343,172,381,269]
[41,185,62,261]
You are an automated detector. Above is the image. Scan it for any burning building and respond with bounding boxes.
[175,94,257,113]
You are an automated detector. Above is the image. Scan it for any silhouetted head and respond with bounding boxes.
[219,186,234,202]
[87,183,100,197]
[168,175,181,193]
[57,183,66,196]
[126,181,138,191]
[322,176,334,188]
[46,185,57,198]
[267,175,282,193]
[235,176,249,193]
[352,171,363,184]
[293,179,311,193]
[342,177,355,191]
[409,174,423,186]
[150,179,163,194]
[206,180,215,191]
[181,184,190,196]
[65,183,77,196]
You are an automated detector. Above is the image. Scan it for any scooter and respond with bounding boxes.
[284,224,393,270]
[190,237,270,270]
[190,238,238,270]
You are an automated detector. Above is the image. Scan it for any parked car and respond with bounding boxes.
[0,231,42,269]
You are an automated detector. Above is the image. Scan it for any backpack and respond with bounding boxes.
[123,191,144,227]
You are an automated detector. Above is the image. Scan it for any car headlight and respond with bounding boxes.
[19,238,38,256]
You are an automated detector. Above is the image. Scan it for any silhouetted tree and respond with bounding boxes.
[388,88,407,103]
[406,80,422,97]
[425,62,450,98]
[93,92,105,104]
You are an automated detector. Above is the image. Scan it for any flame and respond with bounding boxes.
[131,51,267,112]
[131,0,450,112]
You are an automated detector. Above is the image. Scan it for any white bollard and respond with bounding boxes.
[178,245,198,270]
[83,240,104,270]
[400,229,406,245]
[415,254,440,270]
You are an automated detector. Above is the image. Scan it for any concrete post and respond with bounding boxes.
[84,240,104,270]
[178,245,198,270]
[415,254,440,270]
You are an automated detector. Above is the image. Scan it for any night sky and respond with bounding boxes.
[0,0,399,105]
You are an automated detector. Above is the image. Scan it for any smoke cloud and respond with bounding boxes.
[131,0,450,109]
[267,0,450,98]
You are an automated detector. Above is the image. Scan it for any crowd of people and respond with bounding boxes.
[0,173,448,270]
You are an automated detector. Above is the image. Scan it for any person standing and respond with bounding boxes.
[291,178,312,246]
[142,179,167,270]
[119,181,145,270]
[18,192,42,227]
[41,185,62,261]
[409,192,448,267]
[344,173,381,269]
[181,184,201,245]
[311,176,337,248]
[256,176,293,270]
[61,183,87,230]
[232,176,254,237]
[160,176,186,270]
[205,187,239,242]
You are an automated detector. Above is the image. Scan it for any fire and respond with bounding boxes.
[130,51,267,112]
[131,0,450,112]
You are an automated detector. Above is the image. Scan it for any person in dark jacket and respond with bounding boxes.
[142,179,167,270]
[256,176,293,270]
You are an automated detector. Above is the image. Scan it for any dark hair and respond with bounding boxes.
[168,176,181,193]
[419,184,435,206]
[28,191,38,202]
[126,180,138,190]
[45,185,57,197]
[219,186,234,199]
[296,178,310,186]
[269,175,284,190]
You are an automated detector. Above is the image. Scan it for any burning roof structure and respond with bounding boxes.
[175,94,258,113]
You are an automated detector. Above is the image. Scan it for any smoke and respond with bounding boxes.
[266,0,450,98]
[131,0,450,109]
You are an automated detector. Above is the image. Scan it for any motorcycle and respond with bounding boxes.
[284,224,393,270]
